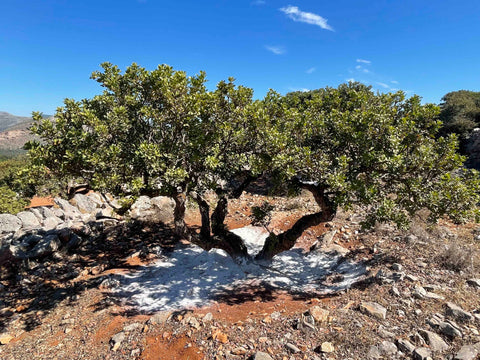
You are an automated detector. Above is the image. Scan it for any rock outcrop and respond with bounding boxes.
[0,193,174,266]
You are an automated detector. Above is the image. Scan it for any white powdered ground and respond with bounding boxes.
[114,226,366,312]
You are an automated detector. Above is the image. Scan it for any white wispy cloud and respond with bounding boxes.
[355,65,370,73]
[376,82,390,89]
[356,59,371,64]
[346,78,356,83]
[306,67,316,74]
[265,45,286,55]
[288,87,310,92]
[251,0,266,5]
[391,80,399,84]
[279,5,334,31]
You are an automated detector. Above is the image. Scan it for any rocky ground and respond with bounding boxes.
[0,188,479,359]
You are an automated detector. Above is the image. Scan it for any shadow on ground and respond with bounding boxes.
[1,219,373,333]
[0,220,176,332]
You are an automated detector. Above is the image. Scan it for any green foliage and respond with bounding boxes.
[439,90,480,151]
[0,185,28,214]
[0,156,31,213]
[250,201,275,229]
[25,64,479,231]
[280,82,479,227]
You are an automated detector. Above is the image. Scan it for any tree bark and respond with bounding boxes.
[191,192,211,240]
[255,183,336,260]
[182,193,250,261]
[211,195,228,234]
[173,192,190,240]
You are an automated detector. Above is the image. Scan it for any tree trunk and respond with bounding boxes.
[255,183,335,260]
[210,195,249,259]
[185,193,250,260]
[191,192,211,241]
[173,192,190,240]
[211,195,228,234]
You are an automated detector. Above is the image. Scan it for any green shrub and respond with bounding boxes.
[0,185,28,214]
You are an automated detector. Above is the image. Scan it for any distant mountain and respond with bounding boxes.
[0,111,32,132]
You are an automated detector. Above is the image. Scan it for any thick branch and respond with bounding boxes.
[173,192,190,240]
[230,173,256,199]
[190,192,211,240]
[256,183,335,260]
[211,195,228,234]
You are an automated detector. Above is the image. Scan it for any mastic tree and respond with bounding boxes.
[26,66,479,261]
[256,83,480,259]
[439,90,480,152]
[26,63,274,259]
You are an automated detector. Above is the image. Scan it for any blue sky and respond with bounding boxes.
[1,0,479,116]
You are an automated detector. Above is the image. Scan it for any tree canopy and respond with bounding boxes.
[439,90,480,151]
[25,63,480,261]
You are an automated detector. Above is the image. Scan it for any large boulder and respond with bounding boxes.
[55,198,82,220]
[70,193,99,214]
[28,234,61,258]
[16,211,41,229]
[129,196,174,224]
[43,215,63,230]
[0,214,22,234]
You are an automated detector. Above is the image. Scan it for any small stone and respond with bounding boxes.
[285,343,301,353]
[110,332,125,351]
[212,330,228,344]
[0,334,14,345]
[203,312,213,322]
[413,347,432,360]
[454,344,479,360]
[390,286,401,297]
[415,309,422,315]
[60,318,75,326]
[466,279,480,288]
[446,302,474,322]
[359,302,387,320]
[131,349,141,357]
[367,345,382,359]
[419,329,449,352]
[377,325,395,339]
[320,342,334,353]
[64,328,73,334]
[270,311,281,320]
[148,311,171,325]
[188,316,201,330]
[309,306,330,323]
[413,286,427,299]
[123,323,142,332]
[406,274,419,282]
[379,340,397,354]
[392,263,403,271]
[397,339,415,354]
[424,291,445,300]
[252,352,273,360]
[231,347,248,355]
[439,321,463,338]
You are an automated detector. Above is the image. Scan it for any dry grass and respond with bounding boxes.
[437,243,476,273]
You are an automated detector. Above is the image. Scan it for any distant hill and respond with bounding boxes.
[0,112,32,132]
[0,112,54,158]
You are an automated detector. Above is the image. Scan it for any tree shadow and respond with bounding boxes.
[103,240,370,316]
[1,219,375,333]
[0,219,177,332]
